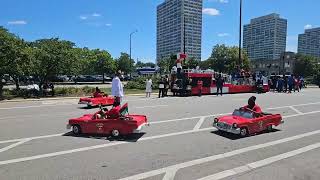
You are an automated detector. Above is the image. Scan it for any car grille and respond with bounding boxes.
[217,122,231,129]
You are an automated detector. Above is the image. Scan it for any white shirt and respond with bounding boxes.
[111,76,124,97]
[177,63,182,69]
[145,80,153,93]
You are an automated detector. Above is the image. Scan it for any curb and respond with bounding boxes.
[0,93,159,103]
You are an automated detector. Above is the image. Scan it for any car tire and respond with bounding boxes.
[267,125,273,131]
[111,129,120,137]
[72,125,82,135]
[240,127,249,137]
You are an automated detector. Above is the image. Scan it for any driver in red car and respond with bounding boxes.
[93,87,103,98]
[242,96,262,113]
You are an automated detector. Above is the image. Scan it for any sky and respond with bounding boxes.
[1,0,319,62]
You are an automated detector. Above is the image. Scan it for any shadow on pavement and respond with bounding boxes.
[211,128,281,140]
[62,132,145,142]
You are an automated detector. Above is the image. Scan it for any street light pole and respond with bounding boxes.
[238,0,243,71]
[130,30,138,77]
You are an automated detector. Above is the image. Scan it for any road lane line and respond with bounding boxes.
[0,110,320,167]
[162,169,177,180]
[0,139,31,153]
[267,101,320,110]
[150,114,228,125]
[0,133,63,144]
[193,117,207,130]
[0,105,63,110]
[197,142,320,180]
[289,106,303,114]
[118,128,320,180]
[134,105,169,109]
[0,128,214,166]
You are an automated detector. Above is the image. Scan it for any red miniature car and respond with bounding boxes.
[78,96,115,108]
[67,103,148,137]
[213,109,283,137]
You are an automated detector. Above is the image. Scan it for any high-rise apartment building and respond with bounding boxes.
[157,0,202,62]
[298,27,320,58]
[243,13,287,61]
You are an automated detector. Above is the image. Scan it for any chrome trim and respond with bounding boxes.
[213,122,241,134]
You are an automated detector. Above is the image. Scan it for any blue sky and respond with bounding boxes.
[1,0,319,62]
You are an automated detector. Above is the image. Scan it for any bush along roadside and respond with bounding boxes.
[125,76,161,90]
[1,86,148,100]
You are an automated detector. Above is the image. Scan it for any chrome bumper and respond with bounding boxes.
[213,122,241,135]
[133,123,148,133]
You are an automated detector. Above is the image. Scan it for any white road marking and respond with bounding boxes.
[150,114,228,125]
[0,128,214,166]
[197,142,320,180]
[282,110,320,119]
[0,139,31,153]
[268,101,320,110]
[0,133,63,144]
[162,169,177,180]
[289,106,303,114]
[134,105,169,109]
[193,117,207,130]
[119,129,320,180]
[0,105,61,110]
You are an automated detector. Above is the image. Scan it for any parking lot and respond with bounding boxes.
[1,89,320,180]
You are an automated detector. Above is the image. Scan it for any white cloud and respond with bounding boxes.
[7,20,27,25]
[304,24,312,29]
[105,23,112,27]
[208,0,228,3]
[80,16,88,20]
[202,8,220,16]
[218,33,230,37]
[92,13,101,17]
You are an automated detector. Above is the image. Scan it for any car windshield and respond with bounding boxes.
[232,110,254,119]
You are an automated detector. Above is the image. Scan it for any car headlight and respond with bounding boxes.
[214,118,219,123]
[232,123,238,128]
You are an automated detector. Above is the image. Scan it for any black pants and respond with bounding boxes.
[198,89,202,97]
[159,89,164,98]
[113,97,121,107]
[217,86,223,96]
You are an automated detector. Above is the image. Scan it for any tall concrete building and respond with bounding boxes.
[298,27,320,58]
[243,13,287,61]
[156,0,202,62]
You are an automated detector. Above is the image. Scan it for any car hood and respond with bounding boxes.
[79,97,92,102]
[218,115,250,125]
[69,114,93,122]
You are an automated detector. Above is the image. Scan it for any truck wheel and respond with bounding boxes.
[111,129,120,137]
[72,125,82,135]
[240,127,248,137]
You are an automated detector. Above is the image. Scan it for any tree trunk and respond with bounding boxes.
[102,73,105,84]
[14,77,20,90]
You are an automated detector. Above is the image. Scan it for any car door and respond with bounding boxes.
[85,115,106,134]
[250,116,266,133]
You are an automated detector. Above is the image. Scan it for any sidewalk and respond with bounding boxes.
[0,93,159,103]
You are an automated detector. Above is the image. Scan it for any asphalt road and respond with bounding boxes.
[0,89,320,180]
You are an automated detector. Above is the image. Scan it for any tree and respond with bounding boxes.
[184,57,199,69]
[157,55,176,74]
[30,38,76,87]
[92,49,116,83]
[293,54,318,77]
[0,27,33,97]
[207,44,250,73]
[116,53,135,74]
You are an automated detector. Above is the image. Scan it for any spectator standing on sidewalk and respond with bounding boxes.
[216,75,224,96]
[145,78,153,98]
[111,71,124,106]
[158,77,165,98]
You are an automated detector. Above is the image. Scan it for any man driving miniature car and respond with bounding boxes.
[242,96,262,113]
[93,87,103,98]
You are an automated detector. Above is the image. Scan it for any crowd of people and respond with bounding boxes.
[269,75,305,93]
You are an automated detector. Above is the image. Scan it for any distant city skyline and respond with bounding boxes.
[1,0,319,62]
[243,13,287,61]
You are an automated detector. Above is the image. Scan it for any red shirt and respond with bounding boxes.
[243,104,262,113]
[93,92,103,98]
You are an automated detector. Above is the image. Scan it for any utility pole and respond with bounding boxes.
[238,0,243,71]
[130,30,138,77]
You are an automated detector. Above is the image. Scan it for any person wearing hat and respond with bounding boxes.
[242,96,262,113]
